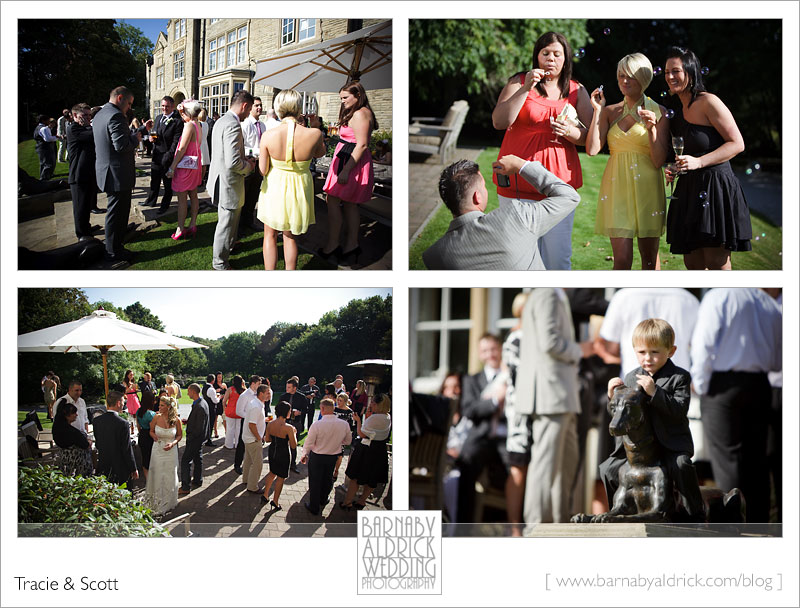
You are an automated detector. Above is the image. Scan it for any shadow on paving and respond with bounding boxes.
[142,430,391,538]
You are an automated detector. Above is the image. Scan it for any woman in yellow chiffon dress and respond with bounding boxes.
[256,89,326,270]
[586,53,670,270]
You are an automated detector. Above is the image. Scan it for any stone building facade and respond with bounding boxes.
[147,18,391,132]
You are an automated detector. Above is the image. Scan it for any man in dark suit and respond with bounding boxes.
[92,86,151,263]
[179,383,209,495]
[146,96,182,213]
[66,103,101,240]
[299,377,321,431]
[279,378,306,473]
[455,333,509,524]
[93,390,138,486]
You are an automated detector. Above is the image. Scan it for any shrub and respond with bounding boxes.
[18,465,169,537]
[370,129,392,154]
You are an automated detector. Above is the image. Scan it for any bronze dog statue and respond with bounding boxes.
[571,386,744,524]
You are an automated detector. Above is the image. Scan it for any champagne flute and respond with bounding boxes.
[550,104,569,144]
[672,136,685,173]
[664,163,678,200]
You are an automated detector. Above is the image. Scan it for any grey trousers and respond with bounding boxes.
[212,201,243,269]
[104,189,132,255]
[524,412,579,524]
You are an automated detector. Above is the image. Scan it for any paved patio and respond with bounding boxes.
[408,146,483,244]
[127,415,392,538]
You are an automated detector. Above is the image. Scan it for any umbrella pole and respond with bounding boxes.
[101,349,109,403]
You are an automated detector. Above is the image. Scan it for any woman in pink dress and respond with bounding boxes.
[122,369,140,435]
[320,82,377,268]
[166,100,204,240]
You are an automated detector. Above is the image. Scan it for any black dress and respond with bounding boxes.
[334,407,355,454]
[268,434,290,479]
[667,105,752,254]
[345,438,389,488]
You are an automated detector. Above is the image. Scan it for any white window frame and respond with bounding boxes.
[410,288,473,390]
[173,50,185,80]
[174,19,186,39]
[282,19,317,46]
[156,65,164,89]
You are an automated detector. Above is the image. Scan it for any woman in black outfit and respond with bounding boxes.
[664,46,751,269]
[52,402,93,476]
[261,401,297,510]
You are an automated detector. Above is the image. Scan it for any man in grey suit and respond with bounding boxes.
[514,288,592,523]
[422,155,579,270]
[208,89,256,270]
[93,86,151,262]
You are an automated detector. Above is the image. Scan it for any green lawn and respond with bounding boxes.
[125,208,332,271]
[410,148,782,270]
[18,139,69,180]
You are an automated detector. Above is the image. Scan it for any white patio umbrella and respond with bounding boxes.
[18,309,207,399]
[253,21,391,93]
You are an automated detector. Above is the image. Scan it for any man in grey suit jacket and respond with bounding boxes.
[209,90,256,270]
[93,86,151,262]
[422,156,579,270]
[514,288,591,523]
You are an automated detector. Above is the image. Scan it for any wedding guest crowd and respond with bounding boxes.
[38,81,378,270]
[44,370,390,520]
[415,287,781,526]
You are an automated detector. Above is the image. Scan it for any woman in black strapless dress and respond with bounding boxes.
[261,401,297,510]
[664,47,751,270]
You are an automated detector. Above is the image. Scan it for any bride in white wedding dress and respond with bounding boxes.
[145,396,183,515]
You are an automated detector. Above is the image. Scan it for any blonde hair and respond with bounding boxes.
[336,393,351,408]
[165,374,175,385]
[180,99,203,119]
[372,394,392,414]
[511,292,529,319]
[159,395,179,426]
[198,107,208,121]
[632,318,675,350]
[273,89,303,119]
[617,52,653,91]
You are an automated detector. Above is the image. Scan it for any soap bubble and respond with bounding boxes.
[653,66,663,76]
[574,48,586,59]
[761,232,766,238]
[665,109,675,119]
[753,162,761,170]
[701,66,710,75]
[603,27,611,35]
[755,236,760,241]
[745,168,753,175]
[699,191,708,201]
[660,91,668,98]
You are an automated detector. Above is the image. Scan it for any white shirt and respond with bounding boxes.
[236,386,256,419]
[242,399,267,444]
[599,288,700,376]
[57,115,69,137]
[37,124,58,143]
[204,384,219,406]
[360,413,391,445]
[302,414,352,457]
[690,288,782,395]
[54,392,88,432]
[241,115,264,156]
[264,116,280,131]
[200,120,210,166]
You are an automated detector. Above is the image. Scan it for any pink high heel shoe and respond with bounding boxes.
[171,230,183,241]
[185,226,197,238]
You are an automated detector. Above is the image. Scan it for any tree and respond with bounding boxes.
[410,20,590,134]
[123,302,164,332]
[18,20,148,135]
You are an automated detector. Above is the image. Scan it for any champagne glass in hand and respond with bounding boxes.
[672,136,685,173]
[664,163,678,200]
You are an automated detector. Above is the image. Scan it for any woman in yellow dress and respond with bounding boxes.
[256,90,327,270]
[586,53,670,270]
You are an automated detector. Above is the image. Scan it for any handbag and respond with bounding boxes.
[176,154,199,170]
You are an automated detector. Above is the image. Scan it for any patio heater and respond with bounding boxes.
[346,359,392,402]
